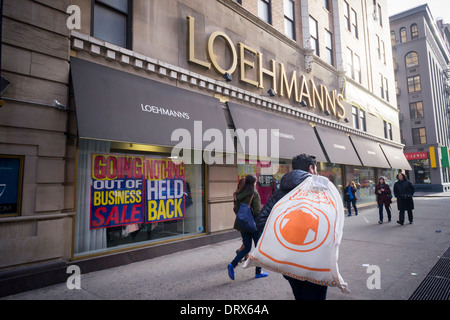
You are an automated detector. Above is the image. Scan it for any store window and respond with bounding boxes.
[353,167,376,205]
[413,159,431,184]
[74,139,205,256]
[237,161,291,206]
[378,168,397,190]
[318,163,344,199]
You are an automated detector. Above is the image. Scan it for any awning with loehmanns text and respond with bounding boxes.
[70,58,233,152]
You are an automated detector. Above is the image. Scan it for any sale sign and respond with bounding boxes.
[89,154,186,230]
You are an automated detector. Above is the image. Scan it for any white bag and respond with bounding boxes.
[244,175,349,293]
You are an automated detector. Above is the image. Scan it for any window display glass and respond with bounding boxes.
[74,139,204,256]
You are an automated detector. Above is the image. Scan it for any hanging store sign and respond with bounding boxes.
[186,16,346,120]
[404,152,428,160]
[90,154,186,229]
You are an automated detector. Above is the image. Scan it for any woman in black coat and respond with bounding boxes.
[393,172,415,225]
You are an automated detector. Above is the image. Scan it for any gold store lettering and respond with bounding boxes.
[187,15,345,119]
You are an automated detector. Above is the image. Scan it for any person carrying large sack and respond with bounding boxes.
[253,154,345,300]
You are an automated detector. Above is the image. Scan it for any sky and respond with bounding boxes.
[387,0,450,22]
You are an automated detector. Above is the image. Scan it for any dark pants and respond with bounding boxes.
[399,209,413,224]
[284,276,328,300]
[378,204,391,222]
[231,231,261,274]
[347,199,358,215]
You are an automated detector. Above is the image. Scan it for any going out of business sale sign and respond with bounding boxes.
[90,153,186,229]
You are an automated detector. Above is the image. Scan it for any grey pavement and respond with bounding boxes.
[2,195,450,301]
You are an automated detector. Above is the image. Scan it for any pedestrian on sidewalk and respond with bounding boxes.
[375,177,392,224]
[344,181,358,216]
[393,172,415,225]
[255,154,328,300]
[228,175,268,280]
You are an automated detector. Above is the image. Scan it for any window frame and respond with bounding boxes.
[258,0,272,24]
[405,51,419,68]
[407,75,422,93]
[400,27,407,43]
[91,0,133,49]
[284,0,296,40]
[411,23,419,39]
[412,127,427,145]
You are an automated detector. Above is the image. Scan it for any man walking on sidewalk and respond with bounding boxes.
[393,172,415,225]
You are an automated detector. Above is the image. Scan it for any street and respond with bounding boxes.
[2,196,450,301]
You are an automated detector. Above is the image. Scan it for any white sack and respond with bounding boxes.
[244,175,349,293]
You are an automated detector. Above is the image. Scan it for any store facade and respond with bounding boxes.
[65,0,411,259]
[0,1,415,296]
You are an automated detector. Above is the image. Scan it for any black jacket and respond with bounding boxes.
[393,178,415,211]
[255,169,311,233]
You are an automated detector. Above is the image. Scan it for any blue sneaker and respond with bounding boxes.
[255,272,269,279]
[227,263,235,280]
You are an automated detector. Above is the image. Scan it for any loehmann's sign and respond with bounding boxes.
[186,16,346,120]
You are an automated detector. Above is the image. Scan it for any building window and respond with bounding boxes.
[377,4,382,27]
[412,128,427,145]
[352,107,366,131]
[323,0,331,11]
[351,8,359,38]
[344,1,351,31]
[92,0,132,49]
[384,77,389,102]
[325,30,334,66]
[284,0,295,40]
[359,110,367,131]
[352,106,359,129]
[391,30,396,46]
[400,27,407,43]
[380,74,385,99]
[383,121,393,140]
[381,40,386,64]
[405,51,419,68]
[407,75,421,93]
[410,101,424,119]
[258,0,272,24]
[234,0,242,4]
[309,16,319,56]
[411,23,419,39]
[354,54,361,83]
[376,35,381,60]
[346,48,361,83]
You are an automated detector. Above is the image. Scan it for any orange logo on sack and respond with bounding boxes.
[279,209,319,246]
[273,201,331,253]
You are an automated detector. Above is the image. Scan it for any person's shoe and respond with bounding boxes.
[348,214,351,217]
[378,221,383,224]
[255,272,269,279]
[409,221,413,224]
[397,220,403,225]
[227,263,235,280]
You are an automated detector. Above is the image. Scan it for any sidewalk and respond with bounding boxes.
[2,196,449,301]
